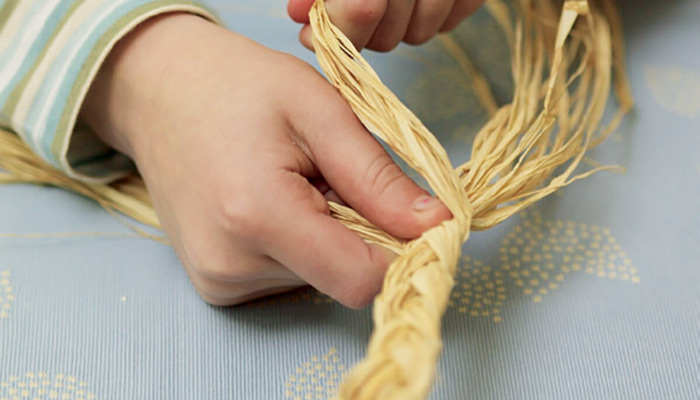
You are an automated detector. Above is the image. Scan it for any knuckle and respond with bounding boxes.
[364,153,406,202]
[342,0,387,25]
[404,29,434,45]
[218,196,265,240]
[184,245,249,283]
[368,37,401,52]
[186,256,262,304]
[181,233,261,285]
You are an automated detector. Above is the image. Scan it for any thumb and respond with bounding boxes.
[332,145,453,240]
[290,84,452,240]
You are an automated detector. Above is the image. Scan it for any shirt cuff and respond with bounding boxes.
[2,1,221,184]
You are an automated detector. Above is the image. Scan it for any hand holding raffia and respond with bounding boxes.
[0,0,632,398]
[310,0,632,398]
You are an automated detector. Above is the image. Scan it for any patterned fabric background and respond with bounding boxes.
[1,0,698,399]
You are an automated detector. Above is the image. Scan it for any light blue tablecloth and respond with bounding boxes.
[1,1,698,399]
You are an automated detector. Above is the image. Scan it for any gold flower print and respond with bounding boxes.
[449,256,506,322]
[0,372,96,400]
[645,65,700,119]
[284,348,347,400]
[499,209,639,304]
[0,270,14,320]
[450,209,639,321]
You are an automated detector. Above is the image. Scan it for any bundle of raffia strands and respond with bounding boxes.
[0,0,633,398]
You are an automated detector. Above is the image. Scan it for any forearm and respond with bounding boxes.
[81,13,215,159]
[0,0,219,182]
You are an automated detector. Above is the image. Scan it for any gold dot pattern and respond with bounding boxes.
[645,65,700,119]
[284,348,347,400]
[499,209,639,303]
[0,372,96,400]
[0,270,14,320]
[247,287,333,309]
[449,256,506,322]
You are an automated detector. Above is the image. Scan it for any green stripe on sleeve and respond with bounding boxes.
[0,0,21,33]
[2,0,88,119]
[50,0,220,175]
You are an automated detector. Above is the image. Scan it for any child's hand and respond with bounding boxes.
[288,0,484,51]
[81,14,451,308]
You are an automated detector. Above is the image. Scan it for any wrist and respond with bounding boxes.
[80,12,219,160]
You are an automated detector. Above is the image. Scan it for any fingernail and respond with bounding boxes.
[412,195,442,212]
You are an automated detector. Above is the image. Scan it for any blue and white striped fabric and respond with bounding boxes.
[0,0,218,182]
[0,1,697,399]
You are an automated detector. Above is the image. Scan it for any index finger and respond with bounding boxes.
[324,0,388,50]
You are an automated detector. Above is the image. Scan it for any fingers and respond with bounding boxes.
[287,0,315,24]
[291,0,483,51]
[265,173,396,308]
[324,0,388,50]
[298,25,314,51]
[440,0,484,32]
[366,0,417,52]
[292,0,392,52]
[188,269,306,306]
[404,0,455,45]
[288,81,452,240]
[309,176,347,206]
[180,167,391,309]
[177,228,307,305]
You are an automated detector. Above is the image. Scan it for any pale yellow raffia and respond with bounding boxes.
[310,0,632,398]
[0,0,632,398]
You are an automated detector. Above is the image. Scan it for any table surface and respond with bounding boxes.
[1,0,698,399]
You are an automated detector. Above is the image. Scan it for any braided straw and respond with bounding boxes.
[309,0,632,398]
[0,0,633,398]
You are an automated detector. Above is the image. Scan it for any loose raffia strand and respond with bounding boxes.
[309,0,629,398]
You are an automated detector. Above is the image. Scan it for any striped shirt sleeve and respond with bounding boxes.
[0,0,220,183]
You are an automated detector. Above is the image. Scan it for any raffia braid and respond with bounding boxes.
[309,0,632,398]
